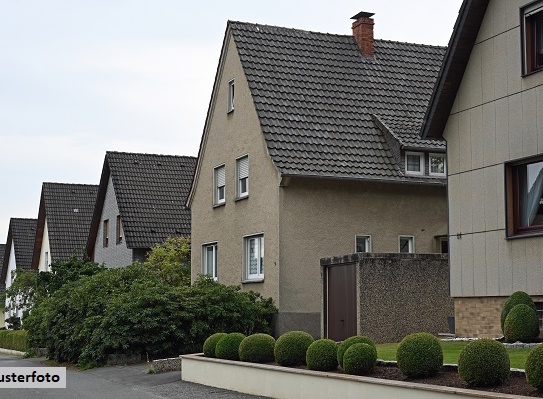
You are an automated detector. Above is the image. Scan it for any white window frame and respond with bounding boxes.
[399,235,415,254]
[405,152,425,176]
[244,234,264,281]
[236,155,249,199]
[227,79,235,113]
[355,235,371,253]
[214,165,226,205]
[202,243,218,281]
[429,153,446,176]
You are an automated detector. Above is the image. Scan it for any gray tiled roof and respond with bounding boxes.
[9,218,37,271]
[106,152,197,249]
[41,183,98,262]
[230,22,446,182]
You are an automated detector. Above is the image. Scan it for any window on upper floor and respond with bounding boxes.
[405,152,424,176]
[116,215,123,244]
[399,236,414,254]
[522,1,543,75]
[355,235,371,253]
[429,153,447,176]
[45,251,49,269]
[214,165,226,206]
[103,219,109,247]
[236,155,249,199]
[203,243,218,281]
[505,156,543,237]
[244,234,264,281]
[227,79,235,113]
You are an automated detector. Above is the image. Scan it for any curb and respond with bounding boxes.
[0,348,26,357]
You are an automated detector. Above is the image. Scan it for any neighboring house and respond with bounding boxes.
[422,0,543,337]
[0,243,5,299]
[188,12,449,337]
[87,151,197,267]
[1,218,37,326]
[31,182,98,272]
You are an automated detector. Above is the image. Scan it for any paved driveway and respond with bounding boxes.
[0,354,271,399]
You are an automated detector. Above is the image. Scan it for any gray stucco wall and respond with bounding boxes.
[322,253,453,343]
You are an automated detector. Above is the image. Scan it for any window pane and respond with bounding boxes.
[259,237,264,274]
[406,155,421,172]
[400,237,412,253]
[518,161,543,227]
[536,13,543,67]
[430,156,445,174]
[356,236,369,252]
[249,238,258,275]
[240,178,248,195]
[205,246,214,275]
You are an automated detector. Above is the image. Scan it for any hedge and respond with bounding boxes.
[0,330,28,352]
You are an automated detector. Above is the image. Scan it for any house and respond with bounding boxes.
[421,0,543,337]
[86,151,197,267]
[1,218,37,326]
[0,244,5,297]
[188,12,449,337]
[31,182,98,272]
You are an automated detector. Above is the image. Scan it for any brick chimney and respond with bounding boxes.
[351,11,375,58]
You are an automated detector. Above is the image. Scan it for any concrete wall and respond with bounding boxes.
[93,176,134,268]
[445,0,543,302]
[322,253,453,344]
[190,32,281,304]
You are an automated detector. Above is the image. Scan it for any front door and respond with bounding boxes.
[326,264,357,341]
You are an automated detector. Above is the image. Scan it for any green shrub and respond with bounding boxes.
[396,332,443,378]
[0,330,28,352]
[343,343,377,375]
[215,333,245,360]
[504,304,539,343]
[274,331,314,367]
[203,333,227,358]
[337,336,376,369]
[458,338,510,387]
[501,291,536,334]
[238,333,275,363]
[306,339,338,371]
[526,344,543,389]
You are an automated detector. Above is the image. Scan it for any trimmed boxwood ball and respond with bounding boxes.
[274,331,314,367]
[306,339,338,371]
[396,332,443,378]
[458,338,510,387]
[526,344,543,389]
[504,304,540,343]
[343,343,377,376]
[238,333,275,363]
[215,332,246,361]
[203,332,227,358]
[501,291,536,333]
[337,336,376,368]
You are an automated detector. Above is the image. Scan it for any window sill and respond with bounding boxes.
[213,202,225,209]
[506,231,543,240]
[235,195,249,202]
[241,278,264,284]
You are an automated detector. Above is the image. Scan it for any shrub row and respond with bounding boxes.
[501,291,539,343]
[0,330,28,352]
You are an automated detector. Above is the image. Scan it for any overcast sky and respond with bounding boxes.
[0,0,463,240]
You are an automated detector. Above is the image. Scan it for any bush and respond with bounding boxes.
[203,333,227,358]
[337,336,376,369]
[215,333,245,360]
[306,339,338,371]
[458,338,510,387]
[504,304,540,343]
[501,291,536,334]
[396,332,443,378]
[274,331,314,367]
[526,344,543,389]
[238,333,275,363]
[0,330,28,352]
[343,343,377,375]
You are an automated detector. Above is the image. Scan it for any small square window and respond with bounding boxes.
[244,234,264,281]
[227,79,235,112]
[522,2,543,75]
[203,243,218,281]
[236,156,249,198]
[405,152,424,175]
[355,235,371,253]
[399,236,414,254]
[214,165,226,205]
[429,153,446,176]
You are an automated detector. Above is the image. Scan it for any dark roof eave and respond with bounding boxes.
[279,173,446,187]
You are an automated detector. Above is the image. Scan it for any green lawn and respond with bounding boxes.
[376,341,532,369]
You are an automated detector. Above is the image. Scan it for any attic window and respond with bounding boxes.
[521,1,543,75]
[405,152,424,176]
[227,79,235,113]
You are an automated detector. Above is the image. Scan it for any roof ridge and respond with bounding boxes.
[106,150,196,159]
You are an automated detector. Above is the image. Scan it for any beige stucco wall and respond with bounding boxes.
[278,177,448,316]
[445,0,543,299]
[190,32,281,303]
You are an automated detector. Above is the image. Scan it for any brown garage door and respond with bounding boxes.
[325,263,357,341]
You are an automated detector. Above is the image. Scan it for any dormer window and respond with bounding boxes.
[227,79,235,112]
[522,1,543,75]
[405,152,424,175]
[429,153,446,176]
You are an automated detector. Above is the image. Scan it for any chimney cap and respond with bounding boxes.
[351,11,375,20]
